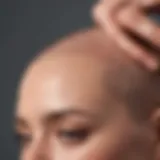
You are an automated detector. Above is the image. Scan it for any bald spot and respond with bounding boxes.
[21,27,160,121]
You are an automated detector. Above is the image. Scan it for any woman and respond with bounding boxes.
[15,27,160,160]
[92,0,160,70]
[15,1,160,160]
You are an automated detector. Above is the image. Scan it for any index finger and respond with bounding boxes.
[140,0,160,7]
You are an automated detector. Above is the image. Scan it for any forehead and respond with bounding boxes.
[16,54,115,121]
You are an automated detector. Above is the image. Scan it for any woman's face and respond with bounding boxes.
[15,56,157,160]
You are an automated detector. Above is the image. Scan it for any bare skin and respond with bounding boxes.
[92,0,160,70]
[15,28,160,160]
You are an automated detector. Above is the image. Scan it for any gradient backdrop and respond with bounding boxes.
[1,0,96,159]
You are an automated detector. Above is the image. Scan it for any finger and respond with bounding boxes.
[92,2,159,70]
[102,0,129,8]
[117,6,160,48]
[93,3,158,70]
[140,0,160,7]
[92,0,128,24]
[110,27,159,70]
[92,0,129,41]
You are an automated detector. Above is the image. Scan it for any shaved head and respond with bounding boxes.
[16,27,160,160]
[19,27,160,121]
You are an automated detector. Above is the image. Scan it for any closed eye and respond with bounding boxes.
[15,132,32,148]
[57,128,89,145]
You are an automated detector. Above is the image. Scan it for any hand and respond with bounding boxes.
[92,0,160,71]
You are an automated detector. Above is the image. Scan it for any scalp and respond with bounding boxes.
[24,27,160,121]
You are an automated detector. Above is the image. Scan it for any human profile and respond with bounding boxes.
[14,27,160,160]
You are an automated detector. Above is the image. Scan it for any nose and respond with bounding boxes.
[27,136,53,160]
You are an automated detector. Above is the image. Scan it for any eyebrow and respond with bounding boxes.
[14,117,28,132]
[44,108,95,123]
[15,108,96,128]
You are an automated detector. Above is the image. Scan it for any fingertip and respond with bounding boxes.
[140,0,159,7]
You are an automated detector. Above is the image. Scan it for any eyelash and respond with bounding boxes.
[16,133,32,147]
[57,128,89,145]
[15,127,90,148]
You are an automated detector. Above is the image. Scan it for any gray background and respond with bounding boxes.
[1,0,95,159]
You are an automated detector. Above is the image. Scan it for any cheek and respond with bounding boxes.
[82,132,130,160]
[54,131,131,160]
[19,124,154,160]
[20,147,32,160]
[54,128,153,160]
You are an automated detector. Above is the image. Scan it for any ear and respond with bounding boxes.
[150,108,160,160]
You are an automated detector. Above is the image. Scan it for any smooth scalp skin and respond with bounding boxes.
[15,27,160,160]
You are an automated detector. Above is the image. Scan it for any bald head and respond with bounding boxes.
[15,27,160,160]
[19,27,160,121]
